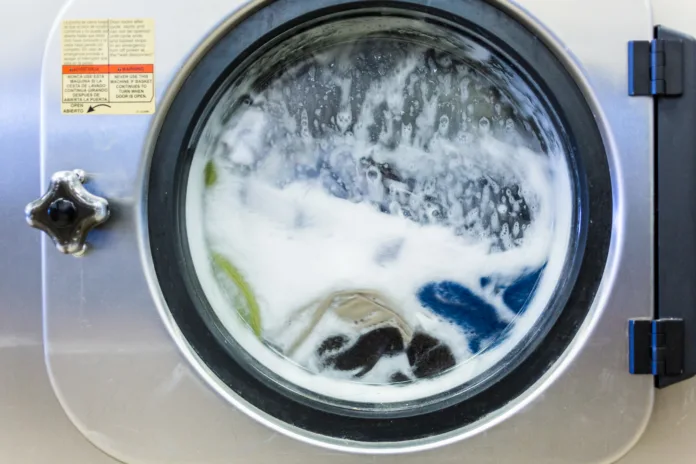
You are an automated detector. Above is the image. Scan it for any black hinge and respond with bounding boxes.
[628,39,684,96]
[629,319,685,384]
[627,26,696,389]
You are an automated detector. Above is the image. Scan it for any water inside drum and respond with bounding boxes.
[187,18,574,407]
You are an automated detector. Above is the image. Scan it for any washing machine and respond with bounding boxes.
[14,0,696,462]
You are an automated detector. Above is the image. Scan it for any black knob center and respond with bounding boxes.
[47,198,78,227]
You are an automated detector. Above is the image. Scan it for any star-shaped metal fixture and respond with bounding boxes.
[25,170,110,256]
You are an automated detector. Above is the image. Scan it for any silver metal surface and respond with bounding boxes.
[25,169,110,256]
[36,0,654,462]
[19,0,696,463]
[0,0,117,462]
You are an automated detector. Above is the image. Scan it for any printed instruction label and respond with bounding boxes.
[61,19,155,115]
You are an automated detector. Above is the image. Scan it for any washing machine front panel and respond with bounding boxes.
[40,0,654,462]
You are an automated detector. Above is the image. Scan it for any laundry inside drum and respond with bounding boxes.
[185,16,576,410]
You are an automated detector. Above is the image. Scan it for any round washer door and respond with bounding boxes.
[147,0,611,444]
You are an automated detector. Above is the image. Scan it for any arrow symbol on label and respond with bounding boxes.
[87,104,112,113]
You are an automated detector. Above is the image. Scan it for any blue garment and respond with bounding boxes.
[418,281,507,353]
[502,266,545,314]
[418,265,545,353]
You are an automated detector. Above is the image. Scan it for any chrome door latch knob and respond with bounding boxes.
[25,170,110,256]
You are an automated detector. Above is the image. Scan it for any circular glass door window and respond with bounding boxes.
[187,16,575,408]
[150,0,610,440]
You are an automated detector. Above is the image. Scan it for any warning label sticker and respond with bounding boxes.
[61,19,155,115]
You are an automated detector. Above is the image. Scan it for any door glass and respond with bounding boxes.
[185,15,576,412]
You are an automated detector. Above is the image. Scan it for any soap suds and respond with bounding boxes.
[186,29,574,405]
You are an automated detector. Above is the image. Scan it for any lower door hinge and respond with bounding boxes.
[629,319,685,386]
[628,38,684,96]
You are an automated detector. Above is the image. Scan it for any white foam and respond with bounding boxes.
[185,37,574,405]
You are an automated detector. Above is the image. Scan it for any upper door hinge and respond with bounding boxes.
[629,39,684,96]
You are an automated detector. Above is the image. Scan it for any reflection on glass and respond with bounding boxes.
[187,17,573,407]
